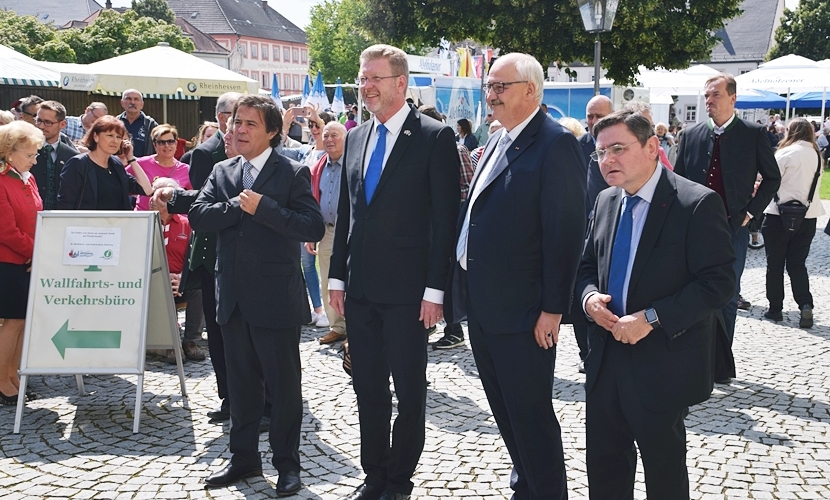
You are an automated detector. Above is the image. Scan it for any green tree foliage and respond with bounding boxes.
[767,0,830,61]
[0,9,193,64]
[359,0,742,85]
[132,0,177,24]
[307,0,374,83]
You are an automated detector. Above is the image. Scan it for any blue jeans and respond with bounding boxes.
[301,243,322,309]
[722,224,749,346]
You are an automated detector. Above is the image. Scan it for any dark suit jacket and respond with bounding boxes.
[30,133,79,209]
[579,133,609,214]
[189,150,325,328]
[674,117,780,231]
[445,109,587,333]
[329,105,460,304]
[577,167,736,412]
[57,153,143,210]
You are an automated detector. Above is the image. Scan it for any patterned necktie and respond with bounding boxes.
[364,123,387,204]
[242,161,255,190]
[455,132,513,263]
[607,195,642,317]
[44,144,56,210]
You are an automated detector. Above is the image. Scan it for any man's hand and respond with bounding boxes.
[742,213,752,227]
[585,293,620,331]
[534,311,562,349]
[611,310,653,345]
[329,290,346,317]
[304,242,317,255]
[419,300,443,329]
[170,273,182,297]
[240,189,262,215]
[150,187,175,210]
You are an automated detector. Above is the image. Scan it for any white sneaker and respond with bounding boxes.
[312,311,330,327]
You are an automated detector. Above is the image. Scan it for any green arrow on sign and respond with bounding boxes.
[51,320,122,359]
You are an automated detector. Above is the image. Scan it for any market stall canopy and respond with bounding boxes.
[60,44,258,98]
[789,91,830,108]
[735,89,787,109]
[735,54,830,92]
[638,64,722,95]
[0,44,60,87]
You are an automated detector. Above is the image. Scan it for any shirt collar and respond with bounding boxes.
[245,147,273,172]
[709,114,736,134]
[374,102,410,136]
[505,108,542,142]
[46,138,60,150]
[328,154,343,166]
[626,162,663,202]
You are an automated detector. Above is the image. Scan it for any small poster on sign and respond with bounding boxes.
[63,227,122,266]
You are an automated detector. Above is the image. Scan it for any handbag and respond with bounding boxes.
[776,152,821,233]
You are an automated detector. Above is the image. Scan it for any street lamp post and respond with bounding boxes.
[577,0,620,95]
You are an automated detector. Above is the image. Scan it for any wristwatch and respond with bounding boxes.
[644,307,660,328]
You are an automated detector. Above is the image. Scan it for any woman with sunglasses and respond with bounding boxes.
[127,124,192,211]
[58,115,153,210]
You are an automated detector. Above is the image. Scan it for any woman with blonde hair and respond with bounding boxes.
[762,118,825,327]
[0,121,45,404]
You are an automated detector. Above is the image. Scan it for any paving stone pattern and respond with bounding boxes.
[1,206,829,499]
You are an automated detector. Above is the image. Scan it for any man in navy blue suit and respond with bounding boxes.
[445,53,587,499]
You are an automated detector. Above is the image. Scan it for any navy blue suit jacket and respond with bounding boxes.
[189,150,325,328]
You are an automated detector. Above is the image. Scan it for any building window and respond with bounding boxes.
[293,48,299,63]
[685,105,697,122]
[242,70,249,77]
[293,74,299,90]
[568,74,577,83]
[301,49,307,64]
[251,43,258,59]
[240,42,247,58]
[251,71,259,84]
[274,45,280,60]
[739,69,751,75]
[285,74,291,90]
[262,44,269,60]
[284,47,290,61]
[262,72,269,88]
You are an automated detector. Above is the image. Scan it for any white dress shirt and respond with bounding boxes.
[242,147,273,184]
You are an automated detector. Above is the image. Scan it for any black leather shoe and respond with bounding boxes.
[204,464,262,488]
[276,470,301,497]
[800,304,813,328]
[342,483,385,500]
[716,377,733,385]
[764,310,783,321]
[379,493,411,500]
[207,399,230,421]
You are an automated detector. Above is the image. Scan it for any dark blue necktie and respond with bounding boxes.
[364,123,387,204]
[608,195,642,317]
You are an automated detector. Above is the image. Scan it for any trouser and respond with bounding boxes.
[180,288,204,341]
[193,266,227,400]
[721,224,749,345]
[317,224,346,334]
[762,215,816,311]
[301,242,322,309]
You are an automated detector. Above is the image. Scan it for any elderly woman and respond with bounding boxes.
[0,121,45,404]
[127,124,191,211]
[58,115,153,210]
[762,118,825,327]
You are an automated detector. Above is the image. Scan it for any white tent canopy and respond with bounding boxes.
[637,64,722,95]
[735,54,830,120]
[60,44,258,99]
[0,44,60,87]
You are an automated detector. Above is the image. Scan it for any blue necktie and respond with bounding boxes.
[364,123,387,204]
[607,195,642,317]
[243,161,254,190]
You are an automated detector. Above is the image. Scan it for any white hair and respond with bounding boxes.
[498,53,544,104]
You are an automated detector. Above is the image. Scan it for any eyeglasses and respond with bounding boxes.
[590,141,640,162]
[482,81,528,95]
[20,109,37,118]
[14,151,38,160]
[358,75,401,86]
[154,139,177,146]
[34,118,59,127]
[308,122,320,129]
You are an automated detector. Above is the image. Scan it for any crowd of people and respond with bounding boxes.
[0,45,827,500]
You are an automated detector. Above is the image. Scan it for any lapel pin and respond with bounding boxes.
[403,130,411,136]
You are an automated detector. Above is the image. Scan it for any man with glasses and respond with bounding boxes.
[444,53,586,500]
[30,101,79,210]
[328,44,459,500]
[577,109,735,498]
[118,89,159,157]
[14,95,43,125]
[64,102,108,142]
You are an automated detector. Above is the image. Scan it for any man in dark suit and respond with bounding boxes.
[445,53,587,500]
[189,95,325,496]
[674,74,780,380]
[578,110,736,498]
[30,100,79,210]
[581,94,614,214]
[328,44,460,500]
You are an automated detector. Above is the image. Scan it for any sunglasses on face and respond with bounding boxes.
[308,122,321,129]
[154,139,177,146]
[20,109,37,118]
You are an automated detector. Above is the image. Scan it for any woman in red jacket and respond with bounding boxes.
[0,121,45,404]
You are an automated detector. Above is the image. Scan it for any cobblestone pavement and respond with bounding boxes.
[1,206,830,500]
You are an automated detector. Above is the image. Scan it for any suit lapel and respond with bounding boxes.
[627,169,676,295]
[251,150,280,192]
[476,110,544,194]
[348,121,373,208]
[372,107,417,199]
[212,134,227,163]
[466,132,500,195]
[230,156,245,193]
[600,188,622,290]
